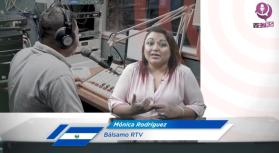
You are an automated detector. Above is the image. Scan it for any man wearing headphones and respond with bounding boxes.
[8,6,84,112]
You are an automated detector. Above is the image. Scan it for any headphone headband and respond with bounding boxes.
[55,7,75,49]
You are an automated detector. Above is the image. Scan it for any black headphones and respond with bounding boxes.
[55,7,75,49]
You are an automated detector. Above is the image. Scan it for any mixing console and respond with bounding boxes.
[82,69,120,99]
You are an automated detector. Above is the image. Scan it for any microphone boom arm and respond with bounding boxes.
[107,4,195,54]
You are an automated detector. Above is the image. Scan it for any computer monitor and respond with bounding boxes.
[126,30,147,61]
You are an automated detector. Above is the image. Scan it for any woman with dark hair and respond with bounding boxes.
[108,27,205,119]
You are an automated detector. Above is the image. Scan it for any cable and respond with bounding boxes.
[108,32,126,68]
[22,30,31,48]
[112,46,126,68]
[13,0,27,12]
[5,0,31,12]
[23,36,31,48]
[4,0,12,11]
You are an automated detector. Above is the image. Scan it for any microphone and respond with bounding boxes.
[80,47,120,75]
[80,47,111,69]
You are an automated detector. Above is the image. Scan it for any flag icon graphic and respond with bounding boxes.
[47,125,102,147]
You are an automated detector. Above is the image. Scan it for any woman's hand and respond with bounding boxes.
[130,94,155,115]
[153,104,184,119]
[110,94,156,119]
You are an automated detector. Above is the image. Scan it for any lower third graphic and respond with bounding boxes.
[47,124,103,146]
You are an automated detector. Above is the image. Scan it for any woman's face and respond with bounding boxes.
[144,32,171,67]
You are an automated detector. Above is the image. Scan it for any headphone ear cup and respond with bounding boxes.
[55,27,74,48]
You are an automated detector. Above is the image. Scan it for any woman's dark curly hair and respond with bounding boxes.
[139,26,182,82]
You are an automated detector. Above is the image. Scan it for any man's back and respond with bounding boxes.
[8,42,84,112]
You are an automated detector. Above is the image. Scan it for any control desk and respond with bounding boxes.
[67,54,122,112]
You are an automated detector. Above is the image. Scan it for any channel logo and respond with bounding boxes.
[253,2,274,28]
[47,124,103,147]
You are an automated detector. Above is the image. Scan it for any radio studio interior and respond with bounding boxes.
[0,0,201,113]
[0,0,279,152]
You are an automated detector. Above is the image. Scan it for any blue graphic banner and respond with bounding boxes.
[108,120,227,129]
[47,125,103,147]
[47,124,68,139]
[66,127,103,133]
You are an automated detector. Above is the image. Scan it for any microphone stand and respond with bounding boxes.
[107,4,195,55]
